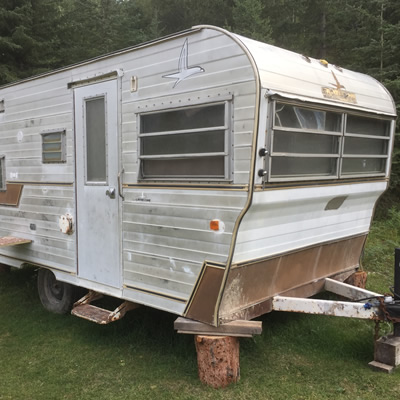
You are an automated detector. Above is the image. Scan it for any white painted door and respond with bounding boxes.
[74,80,120,288]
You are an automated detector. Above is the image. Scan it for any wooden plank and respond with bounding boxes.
[0,236,32,248]
[174,317,262,337]
[325,277,381,301]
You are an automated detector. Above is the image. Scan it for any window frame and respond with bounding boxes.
[41,128,67,164]
[267,101,393,182]
[340,113,391,179]
[0,155,5,192]
[138,101,233,182]
[83,95,108,185]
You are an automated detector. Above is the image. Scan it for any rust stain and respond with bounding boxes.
[0,183,23,206]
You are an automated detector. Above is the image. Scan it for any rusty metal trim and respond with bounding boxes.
[0,183,23,206]
[219,269,356,323]
[191,26,262,327]
[230,232,368,270]
[123,284,187,303]
[123,183,249,191]
[218,234,367,323]
[254,177,388,192]
[184,262,226,325]
[6,181,73,187]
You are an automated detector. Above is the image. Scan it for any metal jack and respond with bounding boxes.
[393,248,400,336]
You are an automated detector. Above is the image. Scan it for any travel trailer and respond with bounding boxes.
[0,25,396,327]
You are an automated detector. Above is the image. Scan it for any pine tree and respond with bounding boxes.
[230,0,272,42]
[0,1,36,84]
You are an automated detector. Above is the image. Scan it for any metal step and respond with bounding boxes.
[71,290,139,324]
[72,304,114,324]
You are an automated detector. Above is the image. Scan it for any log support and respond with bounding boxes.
[175,318,261,388]
[195,335,240,388]
[344,270,368,289]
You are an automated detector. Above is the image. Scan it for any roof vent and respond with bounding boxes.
[319,59,329,67]
[334,65,343,72]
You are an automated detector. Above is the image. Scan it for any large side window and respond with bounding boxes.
[268,102,392,182]
[270,103,342,180]
[139,102,231,180]
[341,115,390,177]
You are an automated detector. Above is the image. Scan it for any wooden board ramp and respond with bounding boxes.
[174,317,262,337]
[0,236,32,248]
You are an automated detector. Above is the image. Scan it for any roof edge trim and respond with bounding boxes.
[266,89,397,117]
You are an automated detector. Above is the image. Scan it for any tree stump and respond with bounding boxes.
[345,270,367,289]
[194,335,240,388]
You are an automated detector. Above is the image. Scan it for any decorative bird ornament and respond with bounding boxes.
[163,39,205,88]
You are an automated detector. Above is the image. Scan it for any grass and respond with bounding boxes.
[1,210,400,399]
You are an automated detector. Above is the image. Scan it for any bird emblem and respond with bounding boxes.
[163,39,205,88]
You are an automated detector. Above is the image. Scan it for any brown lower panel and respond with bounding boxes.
[219,269,355,323]
[185,264,225,326]
[218,234,367,323]
[0,184,23,206]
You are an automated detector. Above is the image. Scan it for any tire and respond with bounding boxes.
[37,268,75,314]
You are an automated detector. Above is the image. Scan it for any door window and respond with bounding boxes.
[85,97,107,184]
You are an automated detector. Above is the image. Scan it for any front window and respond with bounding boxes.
[268,102,392,182]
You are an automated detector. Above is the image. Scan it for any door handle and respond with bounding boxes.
[106,187,116,199]
[118,168,125,200]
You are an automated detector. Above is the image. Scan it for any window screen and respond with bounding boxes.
[139,103,230,180]
[270,103,342,180]
[41,129,66,163]
[268,102,392,182]
[85,97,107,183]
[341,115,390,176]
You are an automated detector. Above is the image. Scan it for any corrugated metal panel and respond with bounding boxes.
[0,26,259,312]
[123,188,247,301]
[0,185,76,272]
[118,29,256,306]
[233,181,387,263]
[236,34,396,116]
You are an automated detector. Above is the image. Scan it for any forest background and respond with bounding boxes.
[1,0,399,207]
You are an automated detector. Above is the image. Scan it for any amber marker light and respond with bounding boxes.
[210,219,225,233]
[210,219,220,231]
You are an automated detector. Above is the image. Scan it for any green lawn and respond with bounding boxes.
[1,212,400,399]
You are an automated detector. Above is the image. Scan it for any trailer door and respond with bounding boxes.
[74,80,121,288]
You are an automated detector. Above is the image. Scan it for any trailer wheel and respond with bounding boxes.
[37,269,75,314]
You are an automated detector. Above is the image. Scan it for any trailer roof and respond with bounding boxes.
[0,24,396,118]
[233,33,396,117]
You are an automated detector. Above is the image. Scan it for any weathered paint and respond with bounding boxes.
[272,296,380,319]
[0,26,396,324]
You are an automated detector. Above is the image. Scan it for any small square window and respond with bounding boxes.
[41,129,66,163]
[0,100,4,113]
